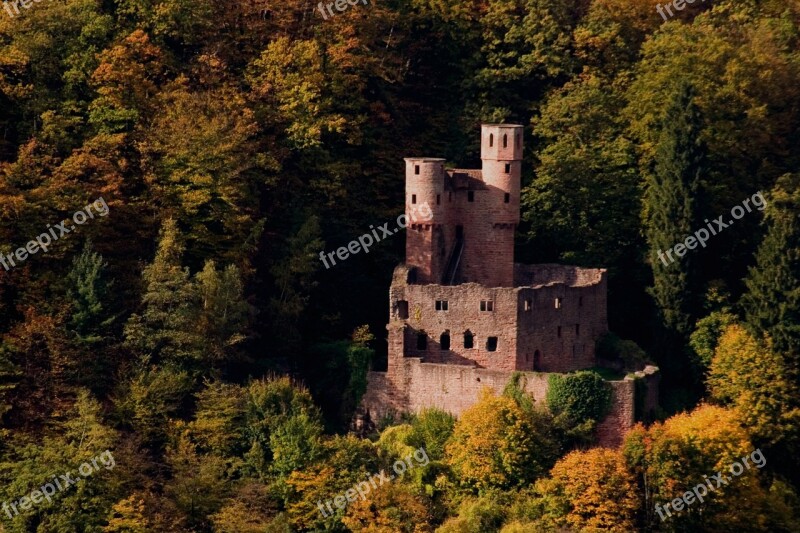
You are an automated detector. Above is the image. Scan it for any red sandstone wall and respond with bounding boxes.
[387,266,607,373]
[516,281,607,372]
[594,380,636,448]
[396,283,520,371]
[361,361,637,448]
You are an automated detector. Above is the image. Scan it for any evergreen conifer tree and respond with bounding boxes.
[742,173,800,362]
[124,219,202,366]
[645,83,706,382]
[66,240,115,344]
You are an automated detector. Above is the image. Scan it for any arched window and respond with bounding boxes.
[440,332,450,351]
[503,134,508,148]
[489,134,494,147]
[463,331,474,349]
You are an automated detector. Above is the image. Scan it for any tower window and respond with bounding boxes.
[415,165,420,175]
[524,299,531,311]
[486,337,498,352]
[417,333,427,350]
[503,134,508,148]
[468,191,474,202]
[579,296,583,307]
[464,331,474,349]
[557,326,561,338]
[489,134,494,147]
[504,193,510,203]
[440,332,450,350]
[555,297,562,309]
[397,300,409,319]
[505,163,510,173]
[576,324,580,336]
[437,194,441,205]
[412,194,417,204]
[480,300,494,312]
[435,300,448,311]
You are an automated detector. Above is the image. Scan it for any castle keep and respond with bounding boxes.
[361,125,656,446]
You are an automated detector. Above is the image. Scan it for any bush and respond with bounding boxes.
[546,372,612,423]
[408,408,456,461]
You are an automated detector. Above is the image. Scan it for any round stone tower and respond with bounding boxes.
[404,158,447,283]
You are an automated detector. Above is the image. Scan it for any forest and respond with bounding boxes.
[0,0,799,530]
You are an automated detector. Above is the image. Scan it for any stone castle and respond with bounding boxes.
[361,124,657,446]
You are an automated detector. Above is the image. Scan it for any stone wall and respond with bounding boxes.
[361,359,639,448]
[387,265,608,373]
[515,278,608,372]
[594,380,635,448]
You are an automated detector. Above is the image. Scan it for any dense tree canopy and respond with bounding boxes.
[0,0,798,530]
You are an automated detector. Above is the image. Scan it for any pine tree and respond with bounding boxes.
[742,173,800,361]
[645,82,706,377]
[124,219,202,367]
[195,261,250,365]
[66,240,115,344]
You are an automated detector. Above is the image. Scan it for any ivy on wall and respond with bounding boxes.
[546,371,612,423]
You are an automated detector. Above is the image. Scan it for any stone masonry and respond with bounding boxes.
[360,124,655,447]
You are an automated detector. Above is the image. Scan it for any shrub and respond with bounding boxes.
[546,371,612,423]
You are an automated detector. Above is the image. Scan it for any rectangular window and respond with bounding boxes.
[486,337,498,352]
[480,300,494,312]
[412,194,417,204]
[397,300,409,319]
[505,163,511,173]
[415,165,420,175]
[555,297,562,309]
[468,191,474,202]
[435,300,448,311]
[557,326,561,338]
[504,193,510,203]
[524,299,531,311]
[576,324,580,336]
[579,296,583,307]
[437,194,441,205]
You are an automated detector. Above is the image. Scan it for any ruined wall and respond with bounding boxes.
[395,283,520,371]
[361,360,638,448]
[516,279,608,372]
[387,265,607,373]
[594,380,636,448]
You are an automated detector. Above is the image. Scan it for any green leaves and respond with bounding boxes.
[546,371,612,424]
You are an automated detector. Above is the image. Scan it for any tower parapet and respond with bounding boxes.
[480,124,524,161]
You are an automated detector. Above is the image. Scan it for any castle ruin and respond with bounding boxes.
[361,124,657,447]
